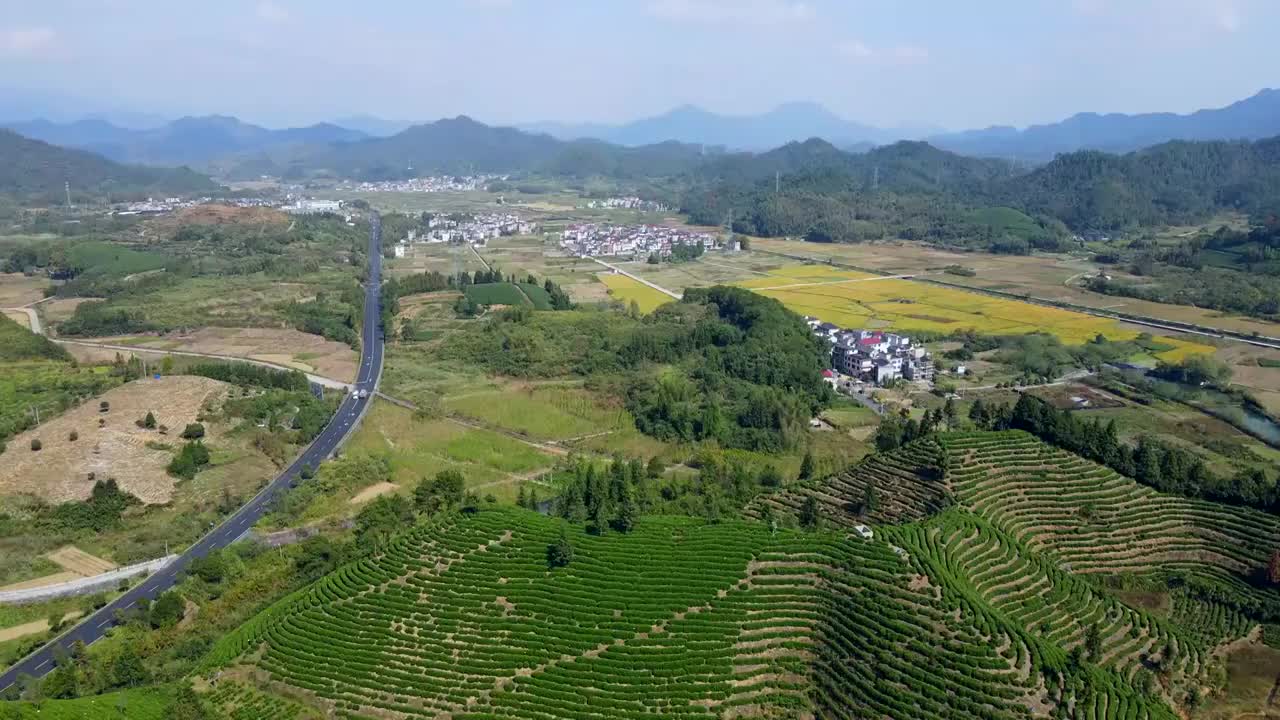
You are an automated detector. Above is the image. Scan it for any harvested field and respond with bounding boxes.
[0,611,81,643]
[94,327,358,382]
[47,546,116,575]
[0,375,230,504]
[0,273,49,307]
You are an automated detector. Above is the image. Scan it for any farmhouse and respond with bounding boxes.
[808,318,933,387]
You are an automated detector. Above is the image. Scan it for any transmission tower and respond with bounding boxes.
[65,181,72,208]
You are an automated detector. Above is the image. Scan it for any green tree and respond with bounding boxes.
[943,397,958,430]
[799,495,820,530]
[166,685,210,720]
[41,665,78,699]
[861,483,879,516]
[355,494,414,545]
[143,411,156,429]
[413,469,466,514]
[148,591,185,629]
[1085,623,1102,661]
[798,450,815,480]
[110,646,150,688]
[547,529,574,568]
[180,423,205,440]
[646,456,665,479]
[757,465,783,488]
[188,552,226,584]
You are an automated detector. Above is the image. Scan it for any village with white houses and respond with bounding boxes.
[393,212,536,256]
[807,318,940,389]
[558,223,722,258]
[581,196,671,212]
[338,175,504,194]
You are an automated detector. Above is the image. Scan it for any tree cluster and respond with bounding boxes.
[973,394,1279,513]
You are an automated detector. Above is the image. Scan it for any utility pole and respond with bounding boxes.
[775,171,780,194]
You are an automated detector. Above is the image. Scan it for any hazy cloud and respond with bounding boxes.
[647,0,815,26]
[836,40,929,65]
[1072,0,1247,32]
[0,27,58,58]
[255,2,290,23]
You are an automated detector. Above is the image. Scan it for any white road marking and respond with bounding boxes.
[35,660,49,670]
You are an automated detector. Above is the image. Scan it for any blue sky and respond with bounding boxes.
[1,0,1275,129]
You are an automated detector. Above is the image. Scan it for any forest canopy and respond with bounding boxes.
[443,286,831,451]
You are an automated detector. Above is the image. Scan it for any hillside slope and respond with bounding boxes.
[0,129,218,202]
[204,507,1184,718]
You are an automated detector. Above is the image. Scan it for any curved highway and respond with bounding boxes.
[0,214,384,693]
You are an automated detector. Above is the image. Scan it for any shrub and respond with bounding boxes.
[68,430,78,442]
[180,423,206,440]
[30,438,42,451]
[99,400,110,412]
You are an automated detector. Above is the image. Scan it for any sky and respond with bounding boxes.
[1,0,1276,130]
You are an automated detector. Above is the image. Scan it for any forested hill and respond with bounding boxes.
[683,134,1280,244]
[0,129,220,203]
[1006,136,1280,229]
[253,115,709,181]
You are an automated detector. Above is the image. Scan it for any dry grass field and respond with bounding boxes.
[94,327,359,382]
[0,376,229,504]
[0,273,48,307]
[2,309,29,329]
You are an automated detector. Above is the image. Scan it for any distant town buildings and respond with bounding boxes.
[283,198,343,215]
[339,175,504,194]
[807,318,934,386]
[583,196,670,213]
[558,223,718,258]
[392,212,537,256]
[112,196,281,216]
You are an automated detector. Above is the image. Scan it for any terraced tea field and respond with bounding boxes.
[762,430,1280,711]
[204,507,1190,719]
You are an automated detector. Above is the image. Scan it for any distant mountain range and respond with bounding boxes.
[520,102,938,151]
[5,87,1278,172]
[0,129,220,202]
[930,88,1280,160]
[2,115,367,168]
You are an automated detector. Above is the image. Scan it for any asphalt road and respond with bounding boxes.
[0,214,384,694]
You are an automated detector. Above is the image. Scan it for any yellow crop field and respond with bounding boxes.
[737,265,1212,362]
[598,273,678,314]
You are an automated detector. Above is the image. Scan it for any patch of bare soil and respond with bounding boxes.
[48,546,116,575]
[0,611,82,643]
[97,327,357,382]
[0,376,230,504]
[348,482,399,505]
[166,204,288,228]
[0,571,82,592]
[2,308,30,329]
[0,273,49,307]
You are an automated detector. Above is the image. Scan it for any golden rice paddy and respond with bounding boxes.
[736,265,1211,362]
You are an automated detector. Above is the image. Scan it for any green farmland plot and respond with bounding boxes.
[464,282,530,307]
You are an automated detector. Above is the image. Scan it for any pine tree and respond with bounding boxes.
[798,450,815,480]
[799,495,820,530]
[516,484,528,510]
